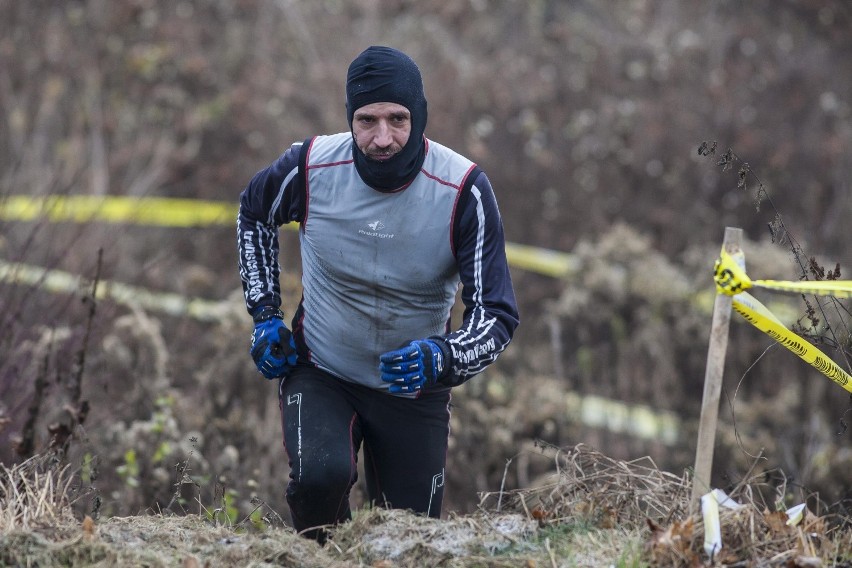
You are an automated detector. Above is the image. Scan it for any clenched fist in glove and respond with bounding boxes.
[250,307,297,379]
[379,339,449,394]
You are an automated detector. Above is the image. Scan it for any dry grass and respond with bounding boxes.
[482,443,693,529]
[0,455,77,533]
[484,444,852,566]
[1,444,850,567]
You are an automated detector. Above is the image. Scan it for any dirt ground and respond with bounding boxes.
[2,445,850,567]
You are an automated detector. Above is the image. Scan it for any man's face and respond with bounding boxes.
[352,102,411,162]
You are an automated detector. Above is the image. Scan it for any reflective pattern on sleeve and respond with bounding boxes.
[443,173,518,384]
[236,144,303,313]
[238,218,281,306]
[446,186,501,378]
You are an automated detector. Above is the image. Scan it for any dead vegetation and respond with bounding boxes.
[486,444,852,566]
[0,455,76,533]
[1,444,849,567]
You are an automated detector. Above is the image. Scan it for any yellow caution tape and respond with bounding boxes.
[713,248,751,295]
[6,196,851,394]
[0,259,241,322]
[0,194,686,439]
[749,278,852,298]
[731,292,852,393]
[568,393,680,445]
[504,242,579,278]
[715,248,852,298]
[1,258,683,442]
[712,247,852,393]
[1,195,578,277]
[730,290,785,327]
[0,195,240,228]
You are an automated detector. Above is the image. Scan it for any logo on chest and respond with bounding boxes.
[359,220,395,239]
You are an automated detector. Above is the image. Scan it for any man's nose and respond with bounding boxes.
[373,121,393,147]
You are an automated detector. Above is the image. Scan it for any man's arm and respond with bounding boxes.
[237,140,307,314]
[438,170,519,386]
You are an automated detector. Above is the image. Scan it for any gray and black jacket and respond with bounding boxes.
[238,133,519,391]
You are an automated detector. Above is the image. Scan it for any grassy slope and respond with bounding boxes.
[2,447,850,567]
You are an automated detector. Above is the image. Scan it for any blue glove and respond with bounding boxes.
[250,307,297,379]
[379,339,447,394]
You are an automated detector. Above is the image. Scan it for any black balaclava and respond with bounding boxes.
[346,46,428,191]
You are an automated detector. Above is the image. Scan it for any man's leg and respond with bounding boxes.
[279,367,362,539]
[360,388,451,518]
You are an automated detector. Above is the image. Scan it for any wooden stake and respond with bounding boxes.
[691,227,742,506]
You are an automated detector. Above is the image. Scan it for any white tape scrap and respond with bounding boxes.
[701,491,723,560]
[786,503,806,527]
[700,489,743,560]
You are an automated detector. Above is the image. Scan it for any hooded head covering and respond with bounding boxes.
[346,46,427,191]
